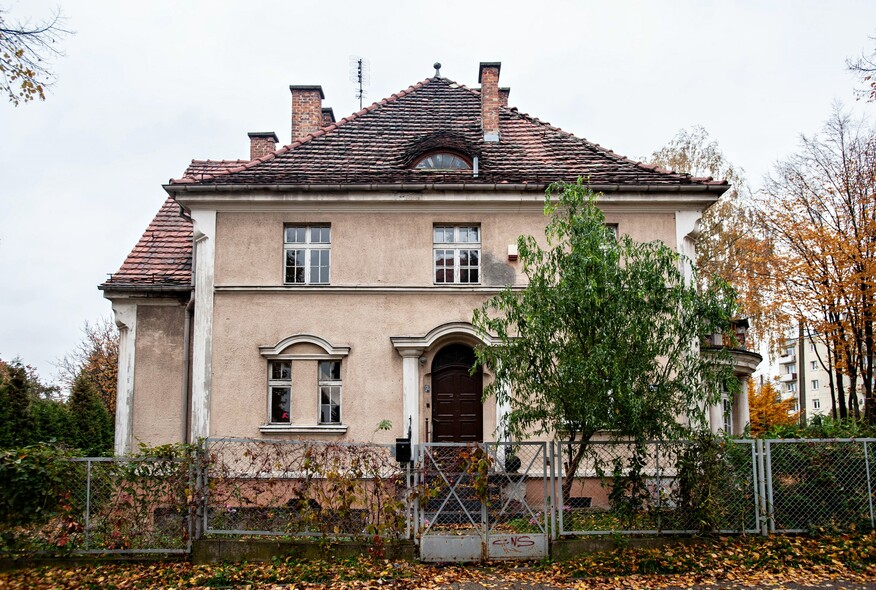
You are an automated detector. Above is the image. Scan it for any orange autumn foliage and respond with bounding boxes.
[748,378,799,436]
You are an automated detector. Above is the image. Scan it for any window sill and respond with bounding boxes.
[259,424,348,435]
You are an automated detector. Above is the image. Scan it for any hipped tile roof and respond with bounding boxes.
[105,74,726,292]
[171,77,724,188]
[100,196,192,290]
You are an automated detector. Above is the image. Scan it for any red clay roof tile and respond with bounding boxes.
[100,196,192,290]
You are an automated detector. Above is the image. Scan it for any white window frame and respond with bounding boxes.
[810,361,818,370]
[259,334,350,434]
[267,361,292,424]
[813,398,821,410]
[284,225,331,285]
[433,225,481,285]
[786,383,797,392]
[722,397,733,434]
[811,379,820,390]
[318,360,342,425]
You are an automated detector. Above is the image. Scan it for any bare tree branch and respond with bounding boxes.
[0,6,72,106]
[847,34,876,102]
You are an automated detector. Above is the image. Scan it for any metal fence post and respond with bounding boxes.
[655,441,662,533]
[549,442,557,540]
[864,440,875,531]
[765,440,776,534]
[85,459,92,550]
[756,439,768,536]
[556,443,565,536]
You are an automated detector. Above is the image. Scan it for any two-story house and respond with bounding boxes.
[100,62,754,455]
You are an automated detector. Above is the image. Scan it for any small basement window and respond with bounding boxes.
[414,152,471,170]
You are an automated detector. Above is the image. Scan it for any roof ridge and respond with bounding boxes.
[171,77,437,185]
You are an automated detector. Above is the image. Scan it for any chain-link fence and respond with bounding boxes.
[556,439,760,535]
[766,439,876,533]
[202,438,410,541]
[0,457,191,555]
[3,437,875,557]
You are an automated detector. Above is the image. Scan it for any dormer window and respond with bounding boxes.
[414,152,471,170]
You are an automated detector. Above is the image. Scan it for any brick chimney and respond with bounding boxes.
[498,87,511,108]
[248,132,278,160]
[322,107,336,126]
[289,85,325,142]
[478,62,501,142]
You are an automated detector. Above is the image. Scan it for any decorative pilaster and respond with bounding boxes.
[190,210,216,442]
[112,302,137,455]
[495,376,511,442]
[397,347,424,447]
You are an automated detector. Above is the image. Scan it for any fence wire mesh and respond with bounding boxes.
[766,439,876,533]
[557,439,759,535]
[203,438,409,540]
[416,443,548,537]
[0,457,191,555]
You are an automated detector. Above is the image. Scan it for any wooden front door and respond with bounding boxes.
[431,344,483,442]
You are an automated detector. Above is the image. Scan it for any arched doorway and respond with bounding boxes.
[431,343,483,442]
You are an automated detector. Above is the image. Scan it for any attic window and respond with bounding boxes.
[414,152,471,170]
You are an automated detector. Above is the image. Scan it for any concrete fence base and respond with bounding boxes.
[192,538,417,564]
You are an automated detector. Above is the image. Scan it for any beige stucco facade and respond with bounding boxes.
[106,189,710,453]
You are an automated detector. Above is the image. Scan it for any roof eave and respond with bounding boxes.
[99,284,193,295]
[164,182,729,196]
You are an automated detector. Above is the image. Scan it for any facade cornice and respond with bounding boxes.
[214,285,524,294]
[174,191,718,214]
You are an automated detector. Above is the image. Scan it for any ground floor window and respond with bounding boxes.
[319,360,342,424]
[269,361,292,423]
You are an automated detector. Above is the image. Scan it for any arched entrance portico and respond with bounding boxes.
[391,322,505,445]
[431,344,483,442]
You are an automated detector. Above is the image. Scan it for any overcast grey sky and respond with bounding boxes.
[1,0,874,383]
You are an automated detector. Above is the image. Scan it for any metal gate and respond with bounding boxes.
[415,442,550,562]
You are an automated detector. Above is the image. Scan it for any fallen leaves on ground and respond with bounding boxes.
[0,533,874,589]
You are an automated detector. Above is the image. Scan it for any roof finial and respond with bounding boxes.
[433,62,441,77]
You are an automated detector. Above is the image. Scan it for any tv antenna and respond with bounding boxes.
[349,56,370,109]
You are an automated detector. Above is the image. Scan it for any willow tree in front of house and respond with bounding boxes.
[472,180,738,498]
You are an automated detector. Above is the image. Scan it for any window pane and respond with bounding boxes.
[434,227,453,243]
[271,387,290,423]
[286,250,306,283]
[311,249,329,284]
[285,227,306,243]
[460,227,479,243]
[312,227,330,244]
[319,360,340,381]
[271,362,291,380]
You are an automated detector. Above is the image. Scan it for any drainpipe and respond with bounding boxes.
[182,290,195,444]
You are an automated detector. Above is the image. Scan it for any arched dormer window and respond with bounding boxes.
[413,152,472,171]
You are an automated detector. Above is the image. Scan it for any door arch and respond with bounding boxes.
[431,343,483,442]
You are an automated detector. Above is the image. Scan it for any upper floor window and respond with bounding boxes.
[434,225,480,284]
[414,152,471,170]
[810,361,818,370]
[285,225,330,284]
[811,379,820,390]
